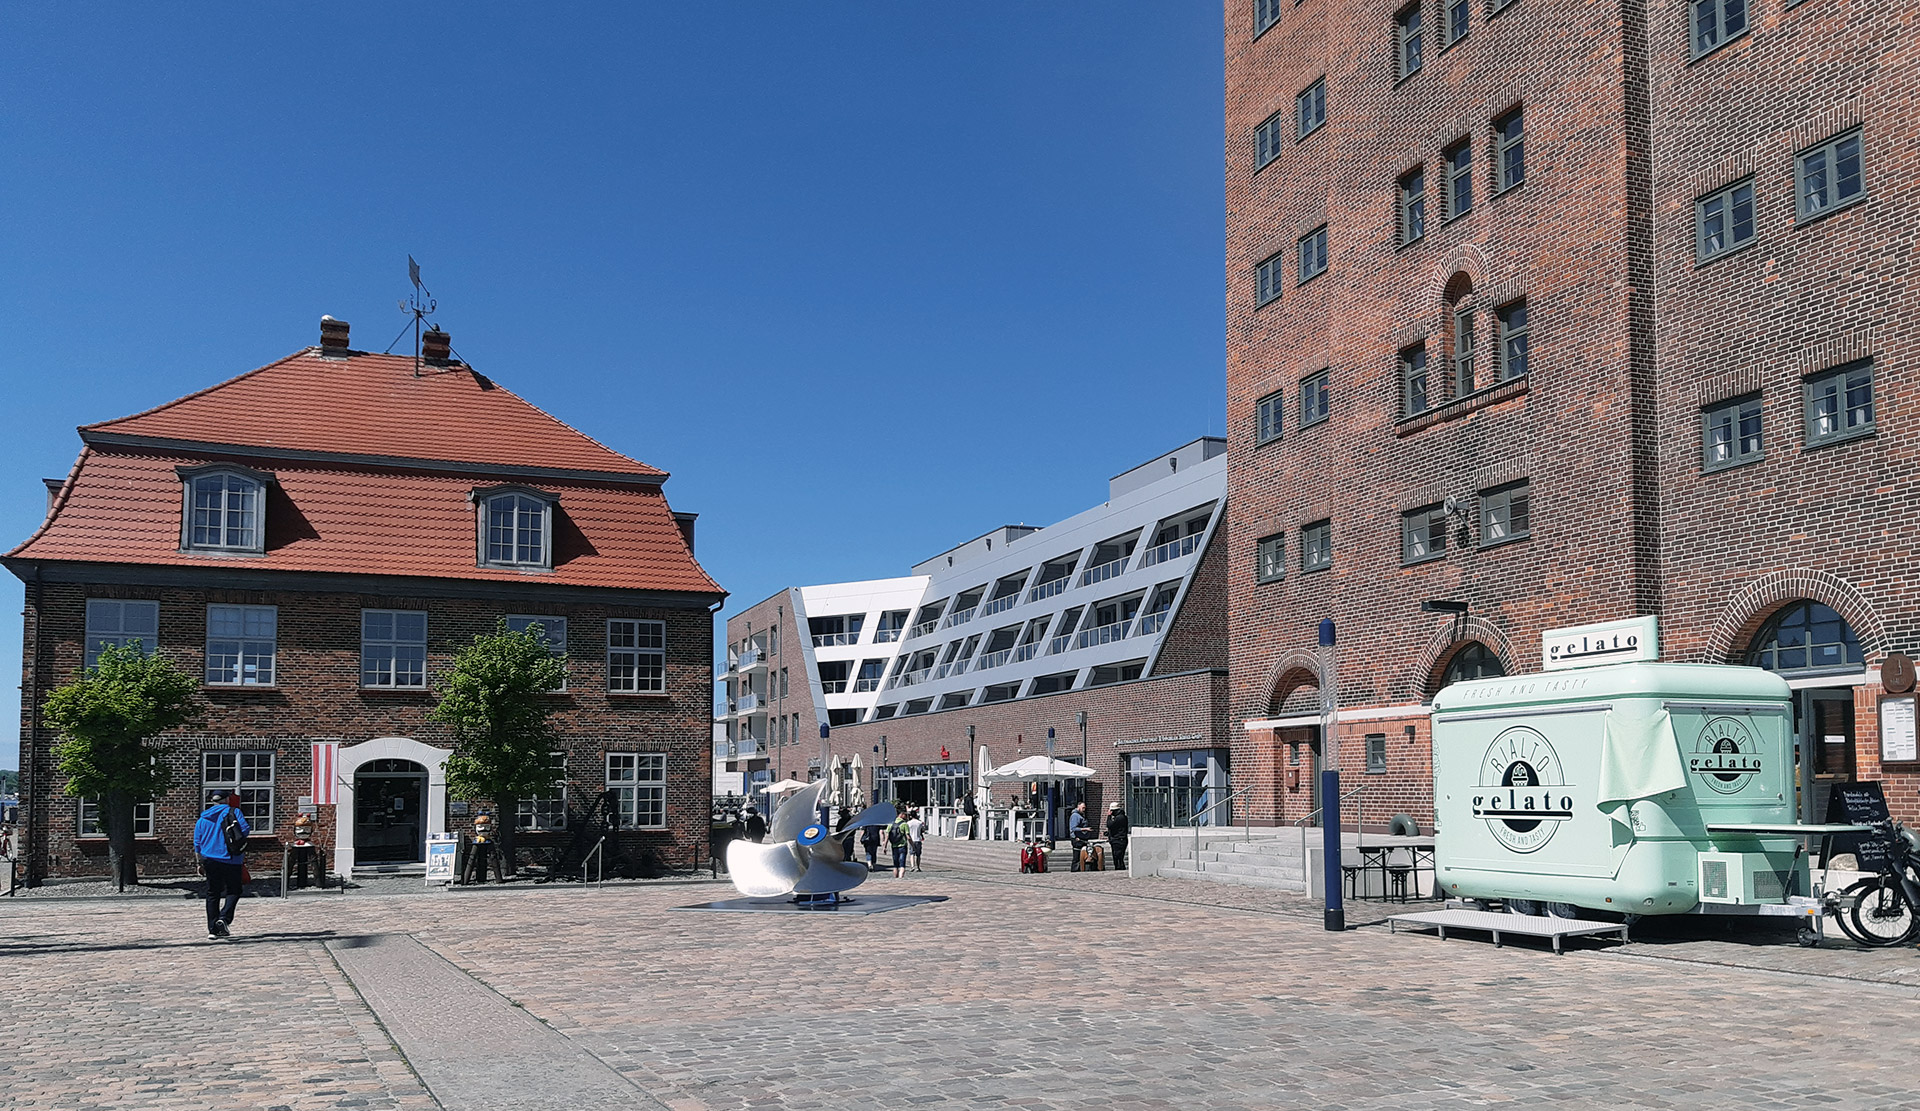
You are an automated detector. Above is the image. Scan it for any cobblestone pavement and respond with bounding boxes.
[5,855,1920,1111]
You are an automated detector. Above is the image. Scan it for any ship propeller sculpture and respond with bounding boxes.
[727,780,898,899]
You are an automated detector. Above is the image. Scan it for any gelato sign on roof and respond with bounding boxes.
[1542,615,1660,671]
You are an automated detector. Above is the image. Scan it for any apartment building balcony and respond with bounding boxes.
[1135,610,1169,637]
[1079,557,1128,587]
[891,667,933,690]
[907,619,940,640]
[975,648,1012,671]
[1027,577,1071,604]
[1075,620,1133,650]
[1012,642,1040,663]
[735,691,761,713]
[979,594,1020,618]
[874,627,904,644]
[811,632,861,648]
[821,679,848,694]
[852,677,883,692]
[732,648,766,672]
[1136,532,1201,569]
[942,607,976,629]
[933,659,972,680]
[1047,633,1073,655]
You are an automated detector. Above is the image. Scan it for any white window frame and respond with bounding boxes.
[203,750,275,831]
[180,467,268,554]
[206,604,276,686]
[361,609,428,689]
[85,599,159,670]
[79,797,155,837]
[607,618,666,694]
[477,488,556,570]
[506,615,569,692]
[517,751,568,831]
[606,752,667,830]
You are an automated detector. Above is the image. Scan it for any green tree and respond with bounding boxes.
[41,643,198,890]
[430,620,568,874]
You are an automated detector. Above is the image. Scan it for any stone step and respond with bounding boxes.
[1180,855,1307,882]
[1163,859,1307,893]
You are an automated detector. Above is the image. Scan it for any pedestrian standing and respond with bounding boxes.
[887,813,911,878]
[193,791,251,940]
[861,821,882,870]
[1105,802,1131,871]
[1068,801,1090,871]
[962,793,979,840]
[907,808,926,872]
[743,806,767,844]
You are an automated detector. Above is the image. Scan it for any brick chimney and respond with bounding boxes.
[319,315,351,357]
[421,326,452,364]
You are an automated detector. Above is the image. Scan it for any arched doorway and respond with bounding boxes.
[332,737,450,875]
[1744,601,1865,823]
[354,759,429,865]
[1267,664,1322,819]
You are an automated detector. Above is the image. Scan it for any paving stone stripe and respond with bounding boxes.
[326,933,671,1111]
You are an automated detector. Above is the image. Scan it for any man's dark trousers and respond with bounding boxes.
[204,858,242,932]
[1110,837,1128,870]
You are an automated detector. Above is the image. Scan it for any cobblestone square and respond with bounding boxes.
[5,859,1919,1110]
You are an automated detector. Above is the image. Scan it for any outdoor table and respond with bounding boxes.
[1350,838,1435,900]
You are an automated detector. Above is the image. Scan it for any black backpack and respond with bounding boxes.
[221,806,249,855]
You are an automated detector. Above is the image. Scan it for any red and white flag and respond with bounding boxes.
[312,742,339,805]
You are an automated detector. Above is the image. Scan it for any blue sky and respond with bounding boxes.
[0,5,1225,768]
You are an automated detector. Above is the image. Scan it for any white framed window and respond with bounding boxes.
[181,467,268,553]
[203,750,274,831]
[608,618,666,693]
[1366,734,1388,775]
[517,752,568,831]
[506,615,568,691]
[1796,130,1865,222]
[1480,480,1532,546]
[85,599,158,669]
[206,604,276,686]
[606,752,666,830]
[79,797,154,837]
[477,488,555,569]
[361,610,427,688]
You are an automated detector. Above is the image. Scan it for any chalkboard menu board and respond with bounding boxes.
[1823,781,1893,870]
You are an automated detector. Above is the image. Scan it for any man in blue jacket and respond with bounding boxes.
[193,791,250,939]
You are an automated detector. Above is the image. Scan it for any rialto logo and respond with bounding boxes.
[1689,716,1762,795]
[1472,725,1575,853]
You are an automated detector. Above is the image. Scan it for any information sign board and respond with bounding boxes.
[425,833,459,885]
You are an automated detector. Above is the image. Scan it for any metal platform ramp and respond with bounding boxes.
[1387,908,1630,954]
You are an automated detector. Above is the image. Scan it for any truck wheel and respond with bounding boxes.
[1506,899,1539,916]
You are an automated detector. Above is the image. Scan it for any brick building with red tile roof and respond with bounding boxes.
[7,319,725,884]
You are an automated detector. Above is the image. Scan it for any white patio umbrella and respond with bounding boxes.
[984,755,1096,781]
[763,778,810,794]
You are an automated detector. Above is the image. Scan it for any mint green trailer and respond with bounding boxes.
[1432,662,1812,916]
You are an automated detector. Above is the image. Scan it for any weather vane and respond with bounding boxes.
[398,255,437,377]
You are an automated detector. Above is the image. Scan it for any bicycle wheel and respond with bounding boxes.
[1845,876,1918,947]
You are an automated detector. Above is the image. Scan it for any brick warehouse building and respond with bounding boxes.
[6,319,724,883]
[1226,0,1920,830]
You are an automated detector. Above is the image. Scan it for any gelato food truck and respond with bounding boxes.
[1432,658,1820,918]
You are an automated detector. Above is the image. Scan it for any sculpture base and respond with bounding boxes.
[674,894,948,916]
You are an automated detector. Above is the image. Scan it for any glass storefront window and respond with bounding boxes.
[1126,749,1231,828]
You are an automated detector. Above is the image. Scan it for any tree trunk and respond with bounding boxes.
[498,795,519,876]
[104,787,138,891]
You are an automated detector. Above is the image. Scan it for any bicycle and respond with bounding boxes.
[1828,819,1920,947]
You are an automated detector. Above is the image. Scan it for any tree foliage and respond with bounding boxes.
[41,642,198,888]
[430,621,568,871]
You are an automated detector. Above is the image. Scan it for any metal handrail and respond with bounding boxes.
[1190,783,1255,873]
[583,835,607,889]
[1027,577,1071,604]
[1292,782,1367,866]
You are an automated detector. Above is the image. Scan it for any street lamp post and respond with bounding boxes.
[1319,617,1343,933]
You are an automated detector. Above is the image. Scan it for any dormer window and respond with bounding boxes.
[474,486,557,570]
[178,464,273,554]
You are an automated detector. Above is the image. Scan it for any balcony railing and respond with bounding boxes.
[1137,532,1202,569]
[732,648,763,671]
[1079,556,1129,587]
[811,632,861,648]
[1075,620,1133,650]
[1047,633,1073,655]
[942,607,977,629]
[907,619,940,640]
[1012,642,1040,663]
[1135,610,1169,636]
[975,648,1012,671]
[891,667,933,690]
[874,627,904,643]
[1027,577,1071,604]
[852,676,882,692]
[821,679,848,694]
[735,691,761,712]
[980,594,1021,618]
[934,659,973,680]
